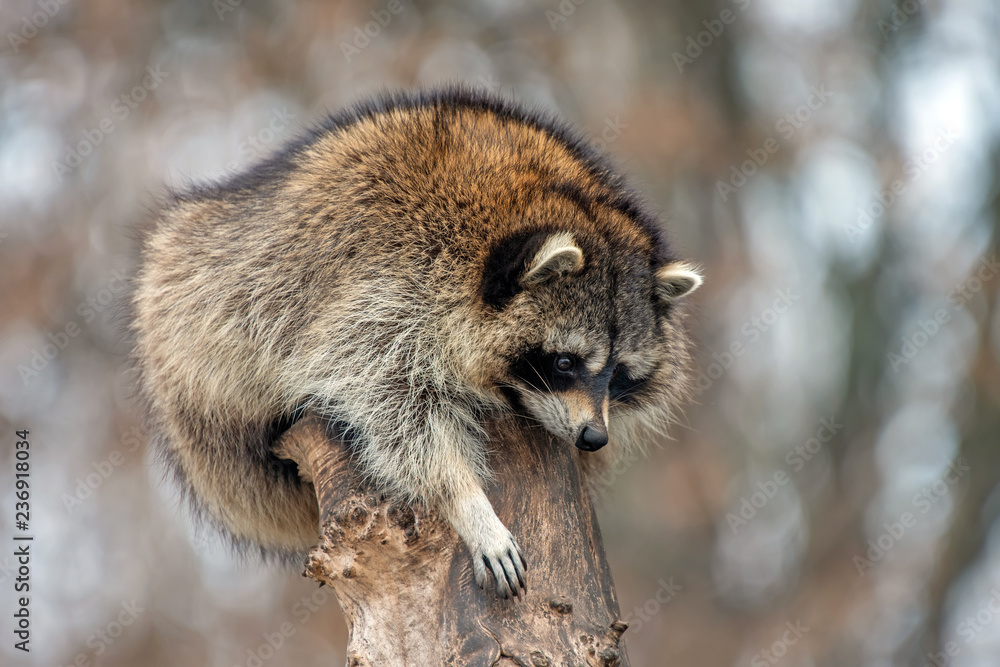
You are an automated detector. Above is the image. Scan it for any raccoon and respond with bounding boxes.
[130,88,701,599]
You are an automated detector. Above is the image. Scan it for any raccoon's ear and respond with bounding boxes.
[521,232,584,287]
[655,262,703,301]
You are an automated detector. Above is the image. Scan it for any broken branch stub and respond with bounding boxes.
[277,415,631,667]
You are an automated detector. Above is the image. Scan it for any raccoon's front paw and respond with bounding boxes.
[445,490,528,599]
[472,529,527,600]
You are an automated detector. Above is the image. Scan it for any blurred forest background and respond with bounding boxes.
[1,0,999,665]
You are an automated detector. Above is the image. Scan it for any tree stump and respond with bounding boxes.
[276,415,631,666]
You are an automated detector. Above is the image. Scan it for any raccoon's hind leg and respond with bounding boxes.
[442,474,527,599]
[156,405,321,559]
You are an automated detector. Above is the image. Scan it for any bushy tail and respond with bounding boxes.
[148,401,320,562]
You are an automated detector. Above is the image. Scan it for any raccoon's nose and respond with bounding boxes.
[576,422,609,451]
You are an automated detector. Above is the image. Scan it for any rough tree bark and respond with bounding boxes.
[276,414,631,667]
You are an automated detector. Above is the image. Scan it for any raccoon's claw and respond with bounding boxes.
[449,492,527,599]
[473,534,527,599]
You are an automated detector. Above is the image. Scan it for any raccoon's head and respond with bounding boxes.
[482,229,702,452]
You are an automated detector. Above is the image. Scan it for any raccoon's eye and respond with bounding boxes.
[609,364,647,403]
[554,354,575,374]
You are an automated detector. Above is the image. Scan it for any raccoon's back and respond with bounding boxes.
[132,88,658,411]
